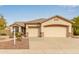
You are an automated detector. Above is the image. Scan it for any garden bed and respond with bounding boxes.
[0,38,29,49]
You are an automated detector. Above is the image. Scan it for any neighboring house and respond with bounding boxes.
[10,15,73,37]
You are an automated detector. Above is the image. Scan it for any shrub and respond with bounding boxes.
[0,30,8,36]
[0,33,7,36]
[15,32,22,41]
[75,29,79,35]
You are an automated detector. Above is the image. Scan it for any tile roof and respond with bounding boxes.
[10,15,72,27]
[25,18,47,24]
[10,22,25,27]
[25,15,72,24]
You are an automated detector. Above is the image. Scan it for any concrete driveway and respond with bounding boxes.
[0,37,79,53]
[27,37,79,53]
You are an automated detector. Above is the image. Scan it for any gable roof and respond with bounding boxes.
[10,15,72,27]
[10,22,25,27]
[46,15,72,24]
[25,15,72,24]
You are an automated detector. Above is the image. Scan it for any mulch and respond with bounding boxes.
[0,38,29,49]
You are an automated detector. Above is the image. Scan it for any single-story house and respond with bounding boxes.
[10,15,73,37]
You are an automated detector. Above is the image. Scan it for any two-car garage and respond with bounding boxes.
[26,16,72,38]
[27,25,69,37]
[43,25,68,37]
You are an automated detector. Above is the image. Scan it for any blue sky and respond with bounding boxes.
[0,5,79,25]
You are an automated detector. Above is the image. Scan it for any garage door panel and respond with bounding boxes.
[28,28,39,37]
[44,27,67,37]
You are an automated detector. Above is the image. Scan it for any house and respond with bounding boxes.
[10,22,26,35]
[10,15,73,37]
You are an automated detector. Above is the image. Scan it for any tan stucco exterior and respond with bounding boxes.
[41,17,72,33]
[10,16,72,37]
[40,17,72,37]
[25,17,72,37]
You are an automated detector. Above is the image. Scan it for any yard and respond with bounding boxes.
[0,36,29,49]
[0,37,79,53]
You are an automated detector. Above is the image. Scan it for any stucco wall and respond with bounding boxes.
[26,24,40,32]
[41,17,72,33]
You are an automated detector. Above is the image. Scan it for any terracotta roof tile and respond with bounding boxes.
[25,18,47,24]
[10,15,72,27]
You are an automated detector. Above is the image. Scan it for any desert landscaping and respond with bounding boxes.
[0,37,79,53]
[0,36,29,49]
[0,5,79,54]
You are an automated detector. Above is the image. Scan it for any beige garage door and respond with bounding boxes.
[44,27,67,37]
[28,28,39,37]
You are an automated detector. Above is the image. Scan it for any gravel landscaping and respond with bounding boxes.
[0,37,79,53]
[0,37,29,49]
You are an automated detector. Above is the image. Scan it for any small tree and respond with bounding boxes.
[0,15,7,35]
[72,16,79,35]
[0,16,6,30]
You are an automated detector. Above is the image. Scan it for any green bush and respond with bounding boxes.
[0,33,7,36]
[75,29,79,35]
[15,32,22,41]
[0,30,8,36]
